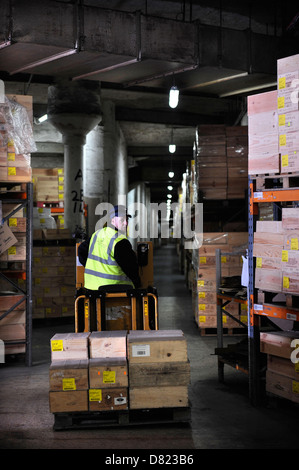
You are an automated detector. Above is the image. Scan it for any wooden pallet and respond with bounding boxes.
[53,406,191,431]
[250,172,299,191]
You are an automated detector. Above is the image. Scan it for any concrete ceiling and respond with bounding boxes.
[0,0,299,203]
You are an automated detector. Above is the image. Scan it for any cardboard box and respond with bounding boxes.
[49,359,89,391]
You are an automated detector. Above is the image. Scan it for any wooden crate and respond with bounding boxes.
[89,357,128,388]
[129,386,189,410]
[49,359,89,391]
[50,333,90,362]
[266,371,299,403]
[89,331,127,359]
[88,387,128,411]
[127,330,188,364]
[129,360,190,388]
[260,331,299,359]
[49,390,88,413]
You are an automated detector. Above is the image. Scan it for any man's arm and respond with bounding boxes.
[114,239,141,288]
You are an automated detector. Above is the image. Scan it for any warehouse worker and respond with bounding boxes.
[81,204,141,290]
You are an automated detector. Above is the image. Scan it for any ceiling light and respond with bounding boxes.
[169,86,179,109]
[38,114,48,123]
[167,194,172,199]
[167,185,173,190]
[168,171,174,178]
[169,144,176,153]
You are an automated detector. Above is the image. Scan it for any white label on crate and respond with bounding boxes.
[132,344,150,357]
[286,313,297,321]
[114,396,127,406]
[254,304,263,311]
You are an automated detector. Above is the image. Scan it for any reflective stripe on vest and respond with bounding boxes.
[84,227,134,289]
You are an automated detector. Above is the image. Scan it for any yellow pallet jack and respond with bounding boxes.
[74,241,159,333]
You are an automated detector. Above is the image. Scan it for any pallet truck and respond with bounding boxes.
[74,241,159,333]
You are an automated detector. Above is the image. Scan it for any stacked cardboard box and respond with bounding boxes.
[260,330,299,403]
[253,208,299,295]
[127,330,190,409]
[32,245,76,319]
[89,331,128,411]
[192,232,248,331]
[49,333,90,413]
[248,90,279,175]
[277,54,299,173]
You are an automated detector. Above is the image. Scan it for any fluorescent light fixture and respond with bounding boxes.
[167,194,172,199]
[169,144,176,153]
[168,171,174,178]
[220,81,277,98]
[167,185,173,190]
[38,114,48,123]
[169,86,179,108]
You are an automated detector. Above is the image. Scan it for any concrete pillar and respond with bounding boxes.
[47,80,102,234]
[84,100,128,236]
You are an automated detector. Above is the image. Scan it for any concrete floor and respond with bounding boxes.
[0,244,299,450]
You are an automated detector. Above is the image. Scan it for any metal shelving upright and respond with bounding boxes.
[0,182,33,366]
[248,178,299,405]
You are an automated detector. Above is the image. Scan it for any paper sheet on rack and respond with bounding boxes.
[0,221,18,256]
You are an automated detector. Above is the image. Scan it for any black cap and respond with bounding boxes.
[108,205,131,219]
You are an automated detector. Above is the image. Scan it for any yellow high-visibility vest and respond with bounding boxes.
[84,227,134,290]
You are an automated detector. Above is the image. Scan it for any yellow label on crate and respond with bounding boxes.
[8,218,17,227]
[35,277,41,285]
[51,340,63,352]
[7,139,14,147]
[61,286,67,294]
[283,276,290,289]
[241,315,248,323]
[62,307,68,314]
[45,308,51,314]
[292,380,299,394]
[63,378,76,391]
[281,154,288,167]
[42,267,48,273]
[103,371,116,384]
[222,315,227,323]
[278,96,285,109]
[221,256,227,263]
[8,167,16,176]
[279,134,286,147]
[58,185,63,191]
[256,257,262,268]
[241,304,247,311]
[59,193,64,200]
[89,389,102,402]
[58,176,64,183]
[197,280,204,287]
[291,238,298,250]
[58,168,63,174]
[44,287,50,293]
[42,247,49,255]
[8,246,16,255]
[7,152,15,161]
[198,304,206,310]
[198,316,206,323]
[278,76,286,90]
[34,257,40,264]
[198,292,205,298]
[295,362,299,373]
[199,257,206,264]
[37,297,42,306]
[38,208,43,213]
[58,266,64,273]
[278,114,286,126]
[281,250,288,262]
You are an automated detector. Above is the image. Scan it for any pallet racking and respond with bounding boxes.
[0,182,33,366]
[248,179,299,405]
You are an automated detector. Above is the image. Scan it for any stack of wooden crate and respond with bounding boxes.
[248,89,279,175]
[88,331,128,412]
[32,168,64,204]
[0,95,33,183]
[49,333,90,413]
[254,208,299,296]
[32,244,76,319]
[260,330,299,403]
[195,124,248,200]
[192,232,248,333]
[277,54,299,173]
[127,330,190,409]
[48,330,190,416]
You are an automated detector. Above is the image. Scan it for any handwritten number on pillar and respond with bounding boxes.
[72,190,84,213]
